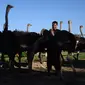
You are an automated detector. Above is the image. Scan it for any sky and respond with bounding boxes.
[0,0,85,34]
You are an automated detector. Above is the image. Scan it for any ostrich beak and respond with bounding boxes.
[11,5,14,8]
[7,4,14,8]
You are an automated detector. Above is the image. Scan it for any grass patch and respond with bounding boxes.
[0,51,85,63]
[78,52,85,60]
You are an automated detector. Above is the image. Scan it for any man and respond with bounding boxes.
[47,21,62,79]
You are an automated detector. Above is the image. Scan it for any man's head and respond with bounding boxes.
[52,21,58,30]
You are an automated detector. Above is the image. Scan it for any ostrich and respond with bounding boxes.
[0,5,42,69]
[38,28,48,64]
[1,4,18,69]
[1,5,24,69]
[75,25,85,60]
[66,20,81,60]
[2,5,45,69]
[67,20,85,60]
[74,25,84,59]
[17,27,47,67]
[66,21,84,60]
[14,23,32,67]
[58,20,75,61]
[69,25,85,60]
[13,30,43,68]
[7,5,47,69]
[1,5,13,61]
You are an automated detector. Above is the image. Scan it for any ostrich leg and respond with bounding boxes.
[1,53,7,69]
[38,52,43,64]
[27,51,34,71]
[61,53,65,63]
[18,52,22,69]
[66,53,76,74]
[76,51,79,60]
[1,53,5,62]
[47,58,52,76]
[9,53,15,70]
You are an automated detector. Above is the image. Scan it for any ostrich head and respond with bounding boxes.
[60,21,63,30]
[40,28,46,35]
[27,24,32,27]
[40,28,49,37]
[79,25,83,37]
[68,20,72,33]
[80,25,83,29]
[6,4,13,13]
[27,24,32,32]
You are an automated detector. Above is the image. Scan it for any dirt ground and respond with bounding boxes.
[0,61,85,85]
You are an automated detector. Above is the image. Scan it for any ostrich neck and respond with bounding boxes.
[60,24,62,30]
[68,24,71,33]
[80,28,83,37]
[4,8,9,31]
[27,26,29,32]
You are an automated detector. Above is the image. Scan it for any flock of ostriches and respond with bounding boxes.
[0,5,85,80]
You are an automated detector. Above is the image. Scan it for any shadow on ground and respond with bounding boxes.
[0,68,85,85]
